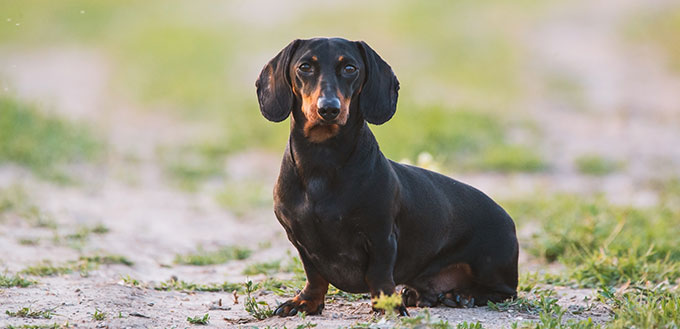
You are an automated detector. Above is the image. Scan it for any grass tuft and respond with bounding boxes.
[5,307,55,319]
[186,313,210,325]
[244,280,273,320]
[92,308,106,321]
[0,273,36,287]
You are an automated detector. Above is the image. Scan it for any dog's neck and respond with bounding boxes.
[287,115,378,184]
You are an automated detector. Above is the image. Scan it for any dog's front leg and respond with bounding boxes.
[274,255,329,317]
[365,232,409,316]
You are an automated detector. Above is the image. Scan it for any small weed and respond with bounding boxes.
[0,273,36,287]
[244,280,273,320]
[457,321,484,329]
[186,313,210,325]
[371,292,403,318]
[80,254,134,266]
[120,275,141,287]
[5,307,55,319]
[92,308,106,321]
[575,155,621,176]
[174,245,251,266]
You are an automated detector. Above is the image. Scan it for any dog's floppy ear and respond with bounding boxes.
[356,41,400,125]
[256,39,302,122]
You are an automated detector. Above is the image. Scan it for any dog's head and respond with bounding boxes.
[256,38,399,143]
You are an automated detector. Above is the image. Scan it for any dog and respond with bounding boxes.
[256,37,518,316]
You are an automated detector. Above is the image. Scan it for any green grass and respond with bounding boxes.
[154,277,242,293]
[186,313,210,325]
[504,194,680,287]
[598,283,679,329]
[0,274,36,287]
[574,155,621,176]
[6,307,55,319]
[92,308,106,321]
[0,97,101,180]
[21,254,133,277]
[174,245,251,266]
[79,254,133,266]
[489,287,601,329]
[3,1,540,181]
[244,280,273,320]
[21,262,74,277]
[476,144,547,173]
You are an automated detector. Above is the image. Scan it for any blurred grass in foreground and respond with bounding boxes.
[0,97,101,181]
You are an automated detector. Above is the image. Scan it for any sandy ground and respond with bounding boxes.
[2,0,680,328]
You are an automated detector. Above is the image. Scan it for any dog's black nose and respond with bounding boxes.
[317,97,341,121]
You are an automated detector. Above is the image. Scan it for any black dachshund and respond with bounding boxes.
[256,38,518,316]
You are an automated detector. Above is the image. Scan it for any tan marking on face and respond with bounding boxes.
[338,55,344,61]
[335,90,350,125]
[311,56,318,61]
[299,84,345,143]
[301,86,322,122]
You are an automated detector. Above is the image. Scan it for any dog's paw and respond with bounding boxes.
[401,287,418,307]
[274,295,324,317]
[438,292,475,308]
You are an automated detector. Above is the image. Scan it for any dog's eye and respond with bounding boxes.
[343,65,357,74]
[298,63,312,73]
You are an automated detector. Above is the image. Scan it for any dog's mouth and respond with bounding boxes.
[304,121,340,143]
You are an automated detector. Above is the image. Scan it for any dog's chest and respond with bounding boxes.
[275,174,362,248]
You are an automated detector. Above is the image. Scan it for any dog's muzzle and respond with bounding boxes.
[317,97,341,121]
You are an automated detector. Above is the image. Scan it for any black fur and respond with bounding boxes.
[256,38,519,317]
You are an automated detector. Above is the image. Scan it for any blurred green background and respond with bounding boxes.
[1,0,679,187]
